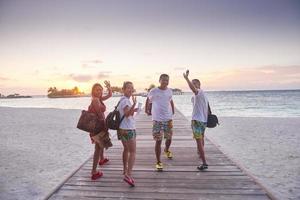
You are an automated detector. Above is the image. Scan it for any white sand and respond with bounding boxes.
[1,107,300,200]
[0,107,93,200]
[207,117,300,200]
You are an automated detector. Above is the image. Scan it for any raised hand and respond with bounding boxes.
[183,69,189,79]
[104,80,111,89]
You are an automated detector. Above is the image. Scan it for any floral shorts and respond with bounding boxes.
[117,129,136,141]
[152,120,173,141]
[191,120,207,139]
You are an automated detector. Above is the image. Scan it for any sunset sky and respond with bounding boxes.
[0,0,300,95]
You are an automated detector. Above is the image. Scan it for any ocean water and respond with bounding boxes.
[175,90,300,118]
[1,90,300,118]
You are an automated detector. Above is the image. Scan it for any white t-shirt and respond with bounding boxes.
[118,96,136,130]
[148,87,173,121]
[191,89,209,122]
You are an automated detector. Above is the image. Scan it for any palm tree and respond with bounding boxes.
[47,87,58,95]
[72,86,79,94]
[145,84,156,92]
[48,87,53,93]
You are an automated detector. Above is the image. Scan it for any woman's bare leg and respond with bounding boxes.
[127,138,136,177]
[99,147,104,160]
[92,143,101,174]
[121,140,129,175]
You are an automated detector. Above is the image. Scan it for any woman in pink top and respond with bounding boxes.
[89,81,112,180]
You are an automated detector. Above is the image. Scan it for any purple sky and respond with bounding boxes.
[0,0,299,94]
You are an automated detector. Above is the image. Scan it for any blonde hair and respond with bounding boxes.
[91,83,103,97]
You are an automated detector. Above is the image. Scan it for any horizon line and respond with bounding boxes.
[3,88,299,97]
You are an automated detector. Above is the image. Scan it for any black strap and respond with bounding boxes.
[115,99,125,124]
[208,102,212,114]
[120,114,125,124]
[114,100,121,110]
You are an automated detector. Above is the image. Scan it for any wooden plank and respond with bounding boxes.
[46,108,274,200]
[50,193,270,200]
[55,186,267,195]
[63,180,261,189]
[72,172,250,180]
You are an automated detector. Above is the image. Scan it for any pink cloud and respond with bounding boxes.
[205,66,300,90]
[0,76,9,81]
[97,72,110,79]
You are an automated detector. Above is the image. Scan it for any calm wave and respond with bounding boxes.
[1,90,299,117]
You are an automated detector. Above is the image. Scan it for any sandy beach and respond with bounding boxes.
[206,117,300,200]
[0,107,300,200]
[0,107,93,200]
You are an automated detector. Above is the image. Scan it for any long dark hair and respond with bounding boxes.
[91,83,103,97]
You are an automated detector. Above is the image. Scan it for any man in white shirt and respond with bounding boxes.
[146,74,175,171]
[183,70,209,170]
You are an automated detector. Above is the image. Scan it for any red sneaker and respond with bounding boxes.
[123,175,135,187]
[91,171,103,180]
[99,158,109,166]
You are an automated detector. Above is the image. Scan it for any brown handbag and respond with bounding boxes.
[77,110,106,134]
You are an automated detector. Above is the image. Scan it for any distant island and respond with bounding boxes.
[144,84,183,95]
[46,85,183,98]
[47,86,87,98]
[0,93,32,99]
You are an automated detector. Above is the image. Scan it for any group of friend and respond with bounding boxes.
[87,70,210,187]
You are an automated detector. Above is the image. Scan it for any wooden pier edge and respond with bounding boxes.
[44,107,277,200]
[44,155,92,200]
[44,133,119,200]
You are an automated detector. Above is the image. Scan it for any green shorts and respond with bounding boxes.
[117,129,136,141]
[191,120,207,139]
[152,120,173,141]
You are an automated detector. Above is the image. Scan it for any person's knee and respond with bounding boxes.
[123,145,129,152]
[200,137,205,143]
[195,138,202,145]
[166,138,172,143]
[199,140,204,149]
[129,147,136,154]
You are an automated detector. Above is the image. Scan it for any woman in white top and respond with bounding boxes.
[117,81,138,186]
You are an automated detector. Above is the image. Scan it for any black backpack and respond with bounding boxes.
[207,103,219,128]
[106,101,125,130]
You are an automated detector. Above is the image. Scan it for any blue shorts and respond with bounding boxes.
[191,120,207,139]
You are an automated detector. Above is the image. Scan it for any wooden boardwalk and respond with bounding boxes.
[47,109,274,200]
